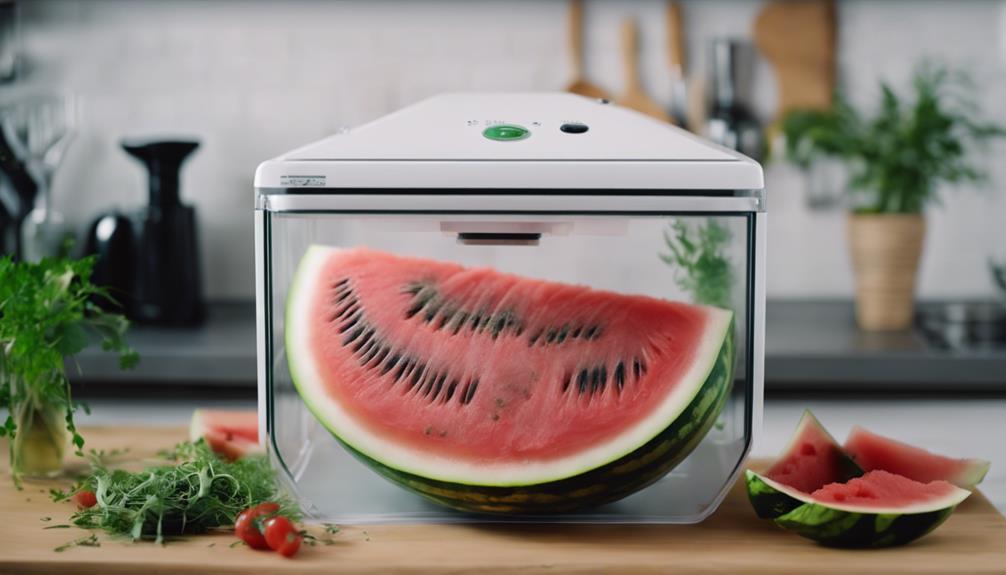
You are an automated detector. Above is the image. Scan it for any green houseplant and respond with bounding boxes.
[781,64,1004,330]
[0,254,137,484]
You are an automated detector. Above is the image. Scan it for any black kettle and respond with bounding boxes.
[86,139,205,326]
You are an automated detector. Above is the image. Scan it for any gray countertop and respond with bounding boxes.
[71,301,1006,390]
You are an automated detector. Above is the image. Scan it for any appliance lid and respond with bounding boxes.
[255,93,764,191]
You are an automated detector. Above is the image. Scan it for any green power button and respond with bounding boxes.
[482,124,530,141]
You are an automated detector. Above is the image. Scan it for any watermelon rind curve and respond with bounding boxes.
[747,471,970,548]
[284,245,736,513]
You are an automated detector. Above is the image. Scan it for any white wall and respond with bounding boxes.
[12,0,1006,300]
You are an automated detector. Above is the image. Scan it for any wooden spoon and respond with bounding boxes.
[565,0,610,100]
[616,19,670,122]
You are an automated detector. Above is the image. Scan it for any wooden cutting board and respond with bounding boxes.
[1,427,1005,574]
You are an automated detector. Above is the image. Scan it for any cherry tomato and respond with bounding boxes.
[263,516,302,558]
[234,502,280,550]
[72,490,98,509]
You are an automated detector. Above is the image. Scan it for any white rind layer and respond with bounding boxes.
[285,244,734,487]
[753,472,971,515]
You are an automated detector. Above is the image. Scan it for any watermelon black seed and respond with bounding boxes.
[460,379,479,405]
[577,370,589,394]
[561,372,573,393]
[444,380,459,402]
[344,326,364,345]
[556,325,570,343]
[528,330,543,347]
[614,362,626,392]
[381,354,401,375]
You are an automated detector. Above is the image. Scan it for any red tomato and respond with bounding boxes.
[72,490,98,509]
[263,516,302,558]
[234,502,280,550]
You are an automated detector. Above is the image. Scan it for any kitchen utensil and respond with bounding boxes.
[122,138,205,326]
[706,39,764,161]
[753,0,836,120]
[616,19,670,122]
[665,1,687,127]
[1,94,75,261]
[564,0,609,100]
[254,93,764,523]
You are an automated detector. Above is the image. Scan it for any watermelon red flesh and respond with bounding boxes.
[288,245,733,488]
[763,411,862,494]
[844,426,990,489]
[808,470,968,514]
[189,409,261,461]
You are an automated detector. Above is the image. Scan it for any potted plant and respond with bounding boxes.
[781,64,1005,331]
[0,253,137,485]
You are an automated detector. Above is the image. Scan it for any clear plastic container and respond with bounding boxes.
[254,93,765,524]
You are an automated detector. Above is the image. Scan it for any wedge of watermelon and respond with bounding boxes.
[754,470,971,548]
[844,426,990,489]
[748,411,862,519]
[286,246,735,514]
[190,409,262,461]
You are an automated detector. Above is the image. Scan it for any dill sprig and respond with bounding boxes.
[660,219,736,310]
[56,440,297,545]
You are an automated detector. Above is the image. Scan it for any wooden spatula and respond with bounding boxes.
[616,19,670,122]
[754,0,836,119]
[565,0,610,100]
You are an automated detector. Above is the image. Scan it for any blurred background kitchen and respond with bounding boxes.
[1,1,1004,506]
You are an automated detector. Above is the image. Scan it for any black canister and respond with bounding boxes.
[121,139,205,326]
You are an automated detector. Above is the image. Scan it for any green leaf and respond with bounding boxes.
[778,62,1004,213]
[55,323,90,357]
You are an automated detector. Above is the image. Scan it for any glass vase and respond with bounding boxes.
[10,375,68,479]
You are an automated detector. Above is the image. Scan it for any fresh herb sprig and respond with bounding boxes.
[661,220,735,310]
[0,254,138,484]
[781,63,1005,213]
[55,440,297,545]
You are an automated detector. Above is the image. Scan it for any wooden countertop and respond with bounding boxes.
[1,426,1005,574]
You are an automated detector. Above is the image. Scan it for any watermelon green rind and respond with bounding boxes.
[330,329,734,513]
[774,501,959,548]
[286,244,735,491]
[745,470,816,519]
[748,469,969,548]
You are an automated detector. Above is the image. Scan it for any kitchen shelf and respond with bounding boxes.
[70,300,1006,390]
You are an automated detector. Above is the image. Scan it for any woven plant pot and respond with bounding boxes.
[847,214,925,331]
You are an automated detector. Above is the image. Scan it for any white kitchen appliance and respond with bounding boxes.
[254,93,765,523]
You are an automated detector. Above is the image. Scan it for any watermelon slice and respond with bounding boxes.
[749,470,970,548]
[844,426,990,489]
[748,410,862,519]
[189,409,262,461]
[286,246,735,514]
[746,410,974,547]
